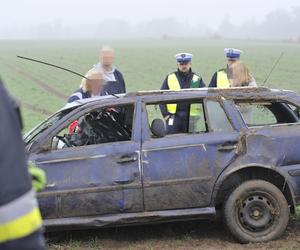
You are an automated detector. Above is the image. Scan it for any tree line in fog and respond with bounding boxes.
[1,7,300,41]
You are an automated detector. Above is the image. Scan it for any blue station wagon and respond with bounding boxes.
[25,87,300,243]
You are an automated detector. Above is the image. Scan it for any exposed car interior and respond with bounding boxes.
[146,101,207,137]
[52,105,134,150]
[146,99,234,137]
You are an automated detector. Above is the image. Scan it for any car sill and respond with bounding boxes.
[44,207,216,231]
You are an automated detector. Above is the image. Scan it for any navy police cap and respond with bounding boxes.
[224,48,242,60]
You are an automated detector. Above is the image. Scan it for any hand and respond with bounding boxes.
[28,162,47,192]
[164,115,170,121]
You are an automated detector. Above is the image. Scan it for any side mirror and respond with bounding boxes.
[150,119,166,138]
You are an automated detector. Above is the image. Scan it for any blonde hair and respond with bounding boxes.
[229,61,252,87]
[81,69,104,93]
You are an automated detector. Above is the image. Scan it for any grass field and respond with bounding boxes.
[1,39,300,131]
[1,39,300,249]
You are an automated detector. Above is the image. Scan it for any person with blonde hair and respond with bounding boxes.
[228,61,257,124]
[209,48,257,88]
[68,69,105,103]
[228,60,257,87]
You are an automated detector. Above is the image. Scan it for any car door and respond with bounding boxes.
[141,98,241,211]
[29,101,143,219]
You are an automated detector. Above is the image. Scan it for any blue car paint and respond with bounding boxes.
[25,87,300,230]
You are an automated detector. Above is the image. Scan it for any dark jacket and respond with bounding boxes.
[68,88,92,103]
[103,69,126,95]
[160,69,205,117]
[0,79,45,250]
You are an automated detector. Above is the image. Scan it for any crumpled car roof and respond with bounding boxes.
[60,87,300,112]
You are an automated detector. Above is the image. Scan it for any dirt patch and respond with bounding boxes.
[47,217,300,250]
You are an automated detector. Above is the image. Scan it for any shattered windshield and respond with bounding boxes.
[24,108,74,144]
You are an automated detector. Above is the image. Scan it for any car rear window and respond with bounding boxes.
[234,101,299,127]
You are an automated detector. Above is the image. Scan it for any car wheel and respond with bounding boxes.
[223,180,289,243]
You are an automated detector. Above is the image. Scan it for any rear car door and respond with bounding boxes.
[29,101,143,219]
[141,97,241,211]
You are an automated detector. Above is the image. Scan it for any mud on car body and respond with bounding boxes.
[25,87,300,243]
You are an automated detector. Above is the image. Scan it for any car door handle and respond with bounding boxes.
[117,155,138,164]
[114,179,135,185]
[218,144,238,151]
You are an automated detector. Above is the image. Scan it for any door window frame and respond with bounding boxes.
[142,97,239,141]
[233,99,300,129]
[203,98,236,133]
[35,100,140,153]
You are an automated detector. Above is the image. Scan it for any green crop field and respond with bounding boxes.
[1,39,300,132]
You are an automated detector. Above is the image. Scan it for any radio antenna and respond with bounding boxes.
[17,56,89,80]
[262,52,284,86]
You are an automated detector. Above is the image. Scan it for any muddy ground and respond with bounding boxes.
[47,216,300,250]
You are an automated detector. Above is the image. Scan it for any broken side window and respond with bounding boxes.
[146,99,207,137]
[234,101,299,127]
[205,100,234,132]
[24,108,75,145]
[51,104,134,151]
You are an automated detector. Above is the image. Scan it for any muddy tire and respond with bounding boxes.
[223,180,289,243]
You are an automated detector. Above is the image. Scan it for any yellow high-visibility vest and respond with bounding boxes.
[217,70,230,88]
[0,189,42,244]
[166,73,201,116]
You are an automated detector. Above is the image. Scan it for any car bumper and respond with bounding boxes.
[281,164,300,205]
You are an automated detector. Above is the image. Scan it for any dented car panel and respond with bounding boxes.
[25,87,300,230]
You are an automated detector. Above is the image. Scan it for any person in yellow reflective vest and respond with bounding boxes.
[160,53,205,134]
[0,78,46,250]
[209,48,256,88]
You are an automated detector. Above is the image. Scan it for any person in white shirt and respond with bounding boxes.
[92,46,126,94]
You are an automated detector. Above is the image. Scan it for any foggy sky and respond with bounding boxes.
[1,0,300,39]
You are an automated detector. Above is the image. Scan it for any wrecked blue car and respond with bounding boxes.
[25,87,300,243]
